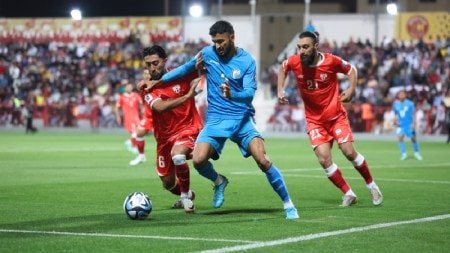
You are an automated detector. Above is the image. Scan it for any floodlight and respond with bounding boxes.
[189,4,203,17]
[71,9,82,20]
[386,3,398,15]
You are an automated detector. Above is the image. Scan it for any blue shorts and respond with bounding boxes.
[396,126,416,138]
[196,116,263,160]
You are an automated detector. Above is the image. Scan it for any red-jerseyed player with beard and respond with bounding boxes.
[278,31,383,207]
[115,81,143,154]
[137,45,203,213]
[129,68,154,166]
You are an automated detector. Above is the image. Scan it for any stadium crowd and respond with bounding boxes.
[0,36,208,129]
[0,34,449,135]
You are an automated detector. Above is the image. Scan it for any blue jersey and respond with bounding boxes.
[162,46,257,120]
[393,99,415,128]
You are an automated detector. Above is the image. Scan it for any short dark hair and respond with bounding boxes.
[299,31,320,44]
[209,20,234,36]
[142,45,167,59]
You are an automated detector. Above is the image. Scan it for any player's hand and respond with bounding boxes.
[195,52,206,74]
[136,80,147,91]
[339,88,354,103]
[137,79,158,91]
[278,91,289,104]
[140,80,162,91]
[220,84,231,98]
[189,77,203,96]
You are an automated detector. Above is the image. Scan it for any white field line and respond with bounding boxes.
[0,229,259,244]
[231,162,450,185]
[282,174,450,184]
[232,162,450,174]
[1,215,448,252]
[196,214,450,253]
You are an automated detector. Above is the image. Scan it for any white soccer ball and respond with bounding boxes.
[123,192,152,220]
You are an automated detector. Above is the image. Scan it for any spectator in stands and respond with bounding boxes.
[382,106,395,133]
[444,97,450,144]
[361,98,374,132]
[22,101,37,133]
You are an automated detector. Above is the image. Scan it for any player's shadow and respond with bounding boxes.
[202,208,280,216]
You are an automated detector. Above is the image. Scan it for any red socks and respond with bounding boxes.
[328,168,351,194]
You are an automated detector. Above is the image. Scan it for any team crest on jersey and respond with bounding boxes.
[335,128,342,136]
[232,69,240,79]
[173,84,181,93]
[320,73,327,80]
[144,94,152,103]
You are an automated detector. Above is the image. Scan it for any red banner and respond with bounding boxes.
[0,17,182,43]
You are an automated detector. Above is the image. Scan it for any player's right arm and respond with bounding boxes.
[114,99,122,125]
[151,80,201,113]
[277,60,290,104]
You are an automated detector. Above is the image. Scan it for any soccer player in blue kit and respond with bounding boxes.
[393,90,423,160]
[148,20,299,219]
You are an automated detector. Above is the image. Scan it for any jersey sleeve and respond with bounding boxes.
[162,56,196,83]
[143,91,161,110]
[281,57,293,74]
[331,54,352,75]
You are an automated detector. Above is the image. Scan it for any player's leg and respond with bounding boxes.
[155,141,186,210]
[192,124,228,208]
[124,122,138,154]
[340,142,383,206]
[246,136,299,219]
[130,128,147,166]
[171,139,196,213]
[192,141,228,208]
[314,143,357,207]
[397,128,407,160]
[410,130,423,160]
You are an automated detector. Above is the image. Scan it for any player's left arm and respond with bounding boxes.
[339,64,357,103]
[224,63,256,103]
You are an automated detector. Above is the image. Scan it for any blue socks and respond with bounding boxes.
[399,141,406,154]
[196,161,219,182]
[265,164,290,202]
[413,142,419,152]
[196,161,291,203]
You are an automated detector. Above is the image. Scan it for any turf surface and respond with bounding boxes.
[1,131,449,253]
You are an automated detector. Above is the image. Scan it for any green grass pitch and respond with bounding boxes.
[0,131,449,253]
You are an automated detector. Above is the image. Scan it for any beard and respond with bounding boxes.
[215,44,232,58]
[300,49,317,66]
[151,68,165,80]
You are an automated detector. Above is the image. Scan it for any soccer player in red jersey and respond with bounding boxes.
[138,45,203,213]
[278,31,383,207]
[115,81,143,154]
[129,68,154,166]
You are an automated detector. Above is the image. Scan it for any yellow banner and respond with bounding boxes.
[395,12,449,41]
[0,17,182,43]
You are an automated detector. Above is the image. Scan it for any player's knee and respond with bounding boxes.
[172,154,187,165]
[192,153,209,169]
[255,156,271,172]
[318,157,332,167]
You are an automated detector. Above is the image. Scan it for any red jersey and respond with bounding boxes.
[116,92,142,132]
[282,52,352,123]
[143,72,203,141]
